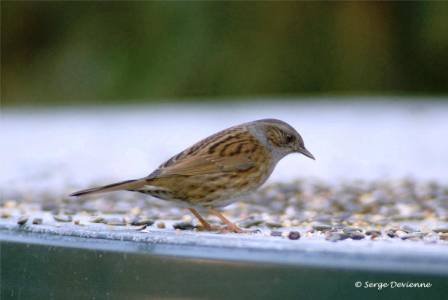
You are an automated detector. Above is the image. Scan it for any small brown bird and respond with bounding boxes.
[70,119,314,232]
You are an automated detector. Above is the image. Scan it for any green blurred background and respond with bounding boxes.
[2,1,448,107]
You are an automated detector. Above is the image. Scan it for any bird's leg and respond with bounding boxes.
[209,208,243,233]
[188,208,215,231]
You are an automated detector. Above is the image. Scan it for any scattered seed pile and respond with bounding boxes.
[1,179,448,243]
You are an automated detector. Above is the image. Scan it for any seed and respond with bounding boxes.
[386,229,398,238]
[135,225,147,231]
[5,201,17,209]
[325,232,349,242]
[401,232,425,240]
[349,232,365,240]
[433,227,448,233]
[173,222,195,230]
[1,212,11,219]
[312,223,332,232]
[157,222,166,229]
[365,230,381,236]
[53,215,72,222]
[17,216,28,225]
[130,217,154,226]
[32,218,43,225]
[370,233,381,240]
[288,231,301,240]
[90,216,105,223]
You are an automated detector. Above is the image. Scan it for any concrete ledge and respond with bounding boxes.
[2,220,448,277]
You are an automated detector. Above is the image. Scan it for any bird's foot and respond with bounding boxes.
[223,223,244,233]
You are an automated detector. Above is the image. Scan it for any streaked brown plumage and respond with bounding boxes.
[70,119,315,232]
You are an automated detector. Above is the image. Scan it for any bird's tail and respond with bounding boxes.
[70,179,146,197]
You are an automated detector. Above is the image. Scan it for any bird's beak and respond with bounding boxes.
[297,146,315,160]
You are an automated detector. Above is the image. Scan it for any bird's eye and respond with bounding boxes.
[285,134,294,144]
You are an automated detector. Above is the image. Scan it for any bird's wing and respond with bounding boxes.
[155,152,256,177]
[151,128,263,177]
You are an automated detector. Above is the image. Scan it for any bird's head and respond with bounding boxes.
[257,119,315,160]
